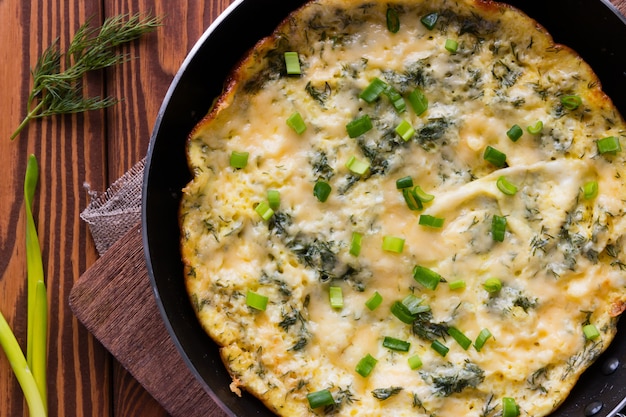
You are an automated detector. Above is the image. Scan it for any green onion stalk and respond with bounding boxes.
[0,154,48,416]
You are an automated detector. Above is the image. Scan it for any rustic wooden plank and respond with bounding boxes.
[68,224,228,417]
[0,0,111,416]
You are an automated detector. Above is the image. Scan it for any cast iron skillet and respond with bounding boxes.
[142,1,626,416]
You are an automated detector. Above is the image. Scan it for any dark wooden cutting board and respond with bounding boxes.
[68,223,228,417]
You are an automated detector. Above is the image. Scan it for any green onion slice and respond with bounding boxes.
[246,290,268,311]
[396,176,414,189]
[597,136,621,155]
[386,7,400,33]
[583,324,600,340]
[581,181,598,200]
[474,328,492,352]
[313,181,331,202]
[267,190,280,210]
[431,340,449,357]
[402,294,430,314]
[491,215,507,242]
[255,201,274,221]
[229,151,249,169]
[560,94,582,110]
[284,51,301,75]
[413,186,435,203]
[360,78,387,103]
[329,286,343,309]
[346,156,370,175]
[307,389,335,409]
[286,111,307,134]
[506,124,523,142]
[448,280,466,290]
[346,114,373,138]
[496,176,518,195]
[382,236,405,253]
[355,353,378,377]
[445,38,458,53]
[365,291,383,311]
[413,265,442,290]
[395,119,415,141]
[420,12,438,30]
[483,146,507,168]
[350,232,363,257]
[383,336,410,352]
[408,88,428,116]
[391,301,416,324]
[527,120,543,135]
[408,354,423,370]
[502,397,520,417]
[418,214,444,228]
[383,85,406,113]
[483,277,502,293]
[402,188,422,211]
[447,327,472,350]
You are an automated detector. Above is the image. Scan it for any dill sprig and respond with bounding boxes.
[11,13,162,140]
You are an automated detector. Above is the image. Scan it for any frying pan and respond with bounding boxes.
[142,1,626,416]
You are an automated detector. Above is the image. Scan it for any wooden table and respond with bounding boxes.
[0,1,625,417]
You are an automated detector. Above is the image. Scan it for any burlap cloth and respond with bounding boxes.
[80,157,145,256]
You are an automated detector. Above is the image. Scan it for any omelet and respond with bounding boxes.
[179,0,626,416]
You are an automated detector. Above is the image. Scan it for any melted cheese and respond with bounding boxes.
[180,1,626,416]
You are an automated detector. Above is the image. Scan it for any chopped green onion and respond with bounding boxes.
[286,111,306,134]
[483,146,507,168]
[527,120,543,135]
[560,94,582,110]
[329,286,343,309]
[421,12,439,30]
[448,280,466,290]
[413,265,441,290]
[445,38,458,53]
[365,291,383,311]
[395,119,415,141]
[391,301,416,324]
[386,7,400,33]
[255,201,274,221]
[431,340,449,357]
[402,294,430,314]
[474,328,492,351]
[582,181,598,200]
[408,88,428,116]
[383,336,410,352]
[418,214,444,228]
[483,278,502,293]
[413,186,435,203]
[360,78,387,103]
[355,353,378,377]
[350,232,363,257]
[447,327,472,350]
[313,181,331,202]
[496,176,518,195]
[408,354,423,370]
[229,151,249,169]
[383,85,406,112]
[346,114,373,138]
[583,324,600,340]
[396,176,414,189]
[307,389,335,409]
[506,124,523,142]
[346,156,370,175]
[382,236,405,253]
[267,189,280,210]
[284,51,301,75]
[502,397,520,417]
[402,188,422,211]
[491,215,507,242]
[246,290,268,311]
[597,136,621,155]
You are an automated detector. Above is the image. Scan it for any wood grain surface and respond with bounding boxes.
[0,1,624,417]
